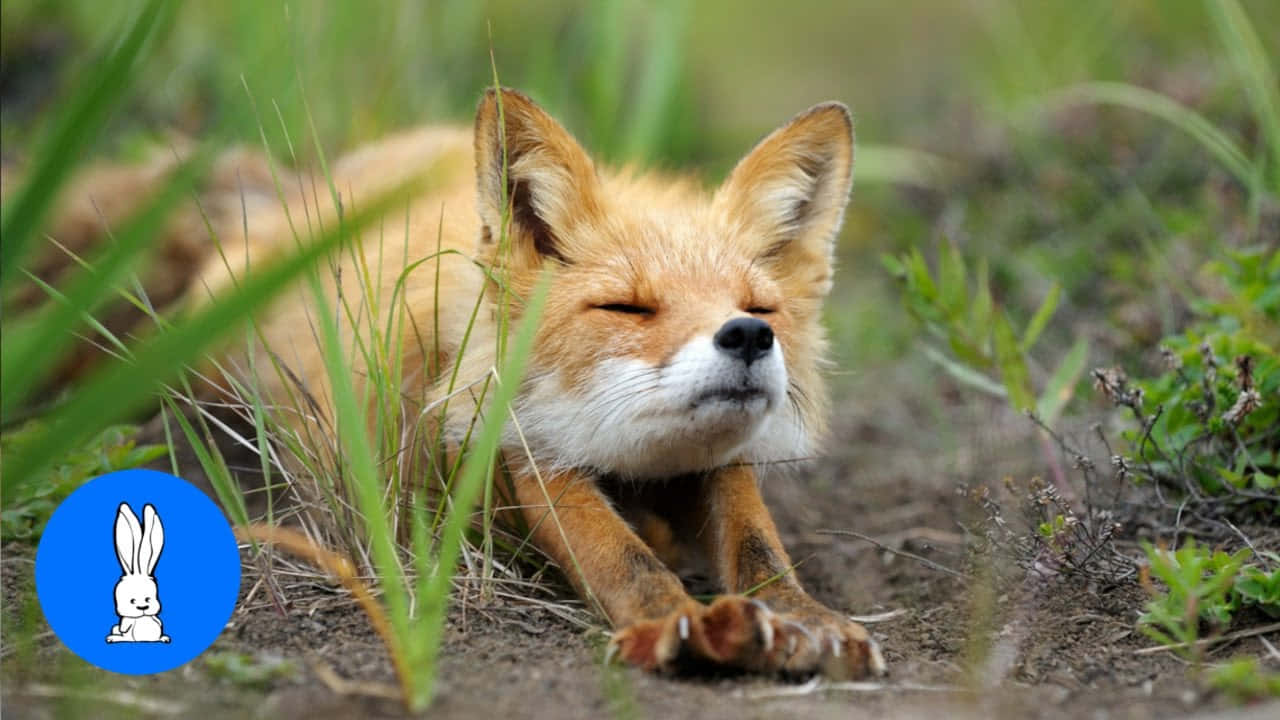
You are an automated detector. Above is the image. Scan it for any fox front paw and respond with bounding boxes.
[608,595,886,679]
[764,601,888,680]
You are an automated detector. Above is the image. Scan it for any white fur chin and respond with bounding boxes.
[509,337,807,478]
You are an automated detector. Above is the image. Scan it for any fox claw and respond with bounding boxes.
[608,595,884,678]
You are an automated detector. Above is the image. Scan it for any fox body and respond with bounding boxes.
[34,89,884,677]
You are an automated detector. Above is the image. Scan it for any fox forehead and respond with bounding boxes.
[561,173,782,296]
[576,221,772,300]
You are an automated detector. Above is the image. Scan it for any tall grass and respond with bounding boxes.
[0,0,172,289]
[0,1,510,710]
[128,54,570,707]
[0,0,403,498]
[1018,0,1277,202]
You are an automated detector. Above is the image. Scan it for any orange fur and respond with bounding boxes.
[29,88,885,678]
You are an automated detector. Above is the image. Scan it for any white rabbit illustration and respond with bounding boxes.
[106,502,171,643]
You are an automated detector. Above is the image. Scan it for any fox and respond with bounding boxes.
[25,88,886,678]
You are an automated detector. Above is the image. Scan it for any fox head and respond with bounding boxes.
[473,89,853,478]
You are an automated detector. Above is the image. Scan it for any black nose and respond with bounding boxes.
[714,317,774,365]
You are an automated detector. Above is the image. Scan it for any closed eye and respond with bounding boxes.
[596,303,655,315]
[746,306,776,315]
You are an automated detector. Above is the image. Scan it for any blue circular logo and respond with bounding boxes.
[35,469,241,675]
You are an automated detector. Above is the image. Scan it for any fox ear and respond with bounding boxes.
[473,88,601,267]
[715,103,853,297]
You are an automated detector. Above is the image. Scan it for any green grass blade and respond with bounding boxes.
[938,242,967,320]
[411,271,551,710]
[0,177,424,507]
[1035,337,1089,425]
[922,345,1008,399]
[1019,282,1061,354]
[620,0,687,162]
[1206,0,1280,189]
[308,264,411,649]
[970,258,994,342]
[585,0,627,156]
[855,146,954,188]
[0,0,174,289]
[161,395,250,527]
[993,309,1034,411]
[1039,82,1259,192]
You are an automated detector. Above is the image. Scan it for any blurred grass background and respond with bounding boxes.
[3,0,1275,380]
[2,0,1276,513]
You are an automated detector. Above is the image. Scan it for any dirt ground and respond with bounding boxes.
[4,385,1279,720]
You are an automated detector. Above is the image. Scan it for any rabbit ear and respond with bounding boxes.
[139,504,164,576]
[114,503,141,574]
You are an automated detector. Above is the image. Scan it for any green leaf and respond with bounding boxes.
[970,258,994,346]
[1036,338,1089,425]
[993,310,1034,411]
[947,329,990,368]
[922,344,1007,398]
[1019,282,1061,354]
[1,422,165,541]
[938,242,967,319]
[880,253,906,277]
[906,248,937,301]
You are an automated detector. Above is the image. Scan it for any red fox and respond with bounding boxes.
[30,88,885,678]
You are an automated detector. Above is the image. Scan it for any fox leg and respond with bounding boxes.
[513,467,884,676]
[699,465,886,678]
[509,469,795,672]
[600,465,886,677]
[506,470,697,637]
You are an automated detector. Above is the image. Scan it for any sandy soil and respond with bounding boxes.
[4,390,1279,720]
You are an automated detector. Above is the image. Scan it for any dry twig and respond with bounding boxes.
[817,529,969,579]
[1133,621,1280,656]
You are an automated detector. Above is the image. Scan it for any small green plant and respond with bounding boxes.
[1094,248,1278,514]
[964,475,1128,584]
[0,423,166,540]
[882,243,1089,424]
[1234,558,1280,618]
[1138,539,1249,658]
[1207,657,1280,704]
[202,651,298,689]
[1138,541,1280,671]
